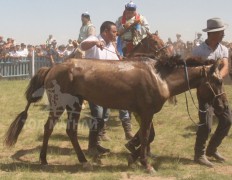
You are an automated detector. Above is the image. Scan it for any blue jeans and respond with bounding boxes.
[88,102,130,125]
[88,102,110,131]
[119,110,131,121]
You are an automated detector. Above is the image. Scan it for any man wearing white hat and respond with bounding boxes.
[192,17,232,167]
[78,12,96,44]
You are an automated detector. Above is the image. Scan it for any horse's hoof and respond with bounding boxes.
[82,162,93,171]
[147,152,158,160]
[127,154,136,167]
[146,166,156,174]
[93,155,103,165]
[40,160,48,166]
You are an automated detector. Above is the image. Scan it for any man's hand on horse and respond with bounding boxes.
[96,41,105,50]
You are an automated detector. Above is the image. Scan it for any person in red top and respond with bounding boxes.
[115,1,150,56]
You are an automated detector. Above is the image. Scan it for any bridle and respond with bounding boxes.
[155,44,170,53]
[205,81,225,99]
[183,60,225,126]
[127,35,170,58]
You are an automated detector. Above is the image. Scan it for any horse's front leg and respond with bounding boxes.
[127,123,155,165]
[139,119,155,173]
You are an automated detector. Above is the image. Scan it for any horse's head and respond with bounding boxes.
[197,59,228,114]
[128,31,173,58]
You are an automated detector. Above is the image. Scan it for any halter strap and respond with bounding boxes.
[205,82,225,98]
[183,60,206,127]
[155,44,170,53]
[128,38,170,58]
[183,60,225,127]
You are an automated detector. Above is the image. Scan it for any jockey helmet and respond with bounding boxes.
[125,1,136,11]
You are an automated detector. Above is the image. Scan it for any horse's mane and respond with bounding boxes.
[155,55,215,69]
[129,35,149,53]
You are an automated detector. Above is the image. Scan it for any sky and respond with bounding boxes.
[1,0,232,45]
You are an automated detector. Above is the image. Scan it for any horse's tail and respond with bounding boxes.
[4,67,51,147]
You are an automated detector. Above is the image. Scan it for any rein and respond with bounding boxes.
[183,60,206,127]
[103,47,126,59]
[155,44,170,53]
[183,60,225,127]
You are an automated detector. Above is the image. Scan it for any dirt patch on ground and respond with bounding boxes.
[215,165,232,175]
[120,172,176,180]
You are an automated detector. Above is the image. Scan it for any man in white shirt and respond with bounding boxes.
[18,43,29,58]
[80,21,120,155]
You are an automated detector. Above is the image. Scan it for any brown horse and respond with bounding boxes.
[127,32,173,59]
[127,32,178,105]
[4,56,227,172]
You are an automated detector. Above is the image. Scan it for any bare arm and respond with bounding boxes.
[220,58,229,78]
[81,40,105,51]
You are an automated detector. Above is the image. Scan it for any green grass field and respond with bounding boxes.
[0,80,232,180]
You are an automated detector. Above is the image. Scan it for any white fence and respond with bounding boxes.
[0,54,51,79]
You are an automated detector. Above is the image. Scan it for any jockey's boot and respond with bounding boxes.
[98,123,111,141]
[206,134,226,162]
[194,154,214,168]
[88,129,110,156]
[194,131,214,167]
[88,117,110,156]
[206,151,225,162]
[122,118,133,140]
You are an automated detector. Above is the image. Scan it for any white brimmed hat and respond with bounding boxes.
[202,18,228,32]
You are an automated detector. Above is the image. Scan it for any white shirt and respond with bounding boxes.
[17,48,29,57]
[80,35,119,60]
[192,42,228,60]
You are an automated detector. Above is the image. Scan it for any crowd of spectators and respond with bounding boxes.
[0,35,76,63]
[0,34,231,63]
[166,33,232,59]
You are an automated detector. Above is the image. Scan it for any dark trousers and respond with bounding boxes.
[88,102,110,148]
[195,103,232,156]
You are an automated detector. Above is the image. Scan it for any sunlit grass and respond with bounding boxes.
[0,80,232,179]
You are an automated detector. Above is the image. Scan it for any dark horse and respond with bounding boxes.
[5,56,228,172]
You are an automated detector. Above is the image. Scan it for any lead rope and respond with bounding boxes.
[183,60,207,127]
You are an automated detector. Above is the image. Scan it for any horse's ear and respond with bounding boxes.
[155,30,158,35]
[146,30,153,38]
[210,58,221,74]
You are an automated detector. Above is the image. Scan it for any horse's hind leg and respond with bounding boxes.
[40,108,64,165]
[66,102,91,170]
